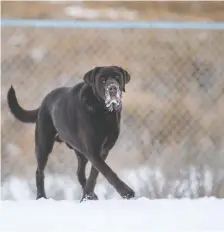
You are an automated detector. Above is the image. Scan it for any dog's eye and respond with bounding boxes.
[101,77,106,84]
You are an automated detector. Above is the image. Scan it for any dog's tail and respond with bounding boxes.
[7,85,39,123]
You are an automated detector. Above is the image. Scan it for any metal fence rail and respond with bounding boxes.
[1,20,224,200]
[2,19,224,29]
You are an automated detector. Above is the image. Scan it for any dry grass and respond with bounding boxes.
[2,1,224,21]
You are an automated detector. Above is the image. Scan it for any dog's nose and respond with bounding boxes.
[108,85,117,94]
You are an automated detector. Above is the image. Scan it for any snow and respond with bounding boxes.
[2,165,221,201]
[1,198,224,232]
[65,6,138,20]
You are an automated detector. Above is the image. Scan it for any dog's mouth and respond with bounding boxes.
[105,85,122,112]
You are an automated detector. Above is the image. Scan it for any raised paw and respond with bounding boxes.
[120,187,135,200]
[80,192,99,202]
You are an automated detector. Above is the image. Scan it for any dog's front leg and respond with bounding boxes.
[83,152,135,200]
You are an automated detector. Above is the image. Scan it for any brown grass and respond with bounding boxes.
[2,1,224,21]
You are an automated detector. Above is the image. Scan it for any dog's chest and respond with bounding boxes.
[101,112,121,148]
[95,110,119,129]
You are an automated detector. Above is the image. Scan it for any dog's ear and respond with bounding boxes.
[119,67,131,92]
[84,67,100,86]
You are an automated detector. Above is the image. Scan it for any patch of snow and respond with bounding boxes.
[65,6,138,20]
[1,165,222,201]
[29,46,46,63]
[65,6,100,19]
[7,177,31,200]
[0,198,224,232]
[204,166,213,195]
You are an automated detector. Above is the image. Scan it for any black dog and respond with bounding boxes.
[7,66,135,201]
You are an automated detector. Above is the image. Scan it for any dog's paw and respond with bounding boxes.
[120,187,135,200]
[80,192,99,202]
[36,195,47,200]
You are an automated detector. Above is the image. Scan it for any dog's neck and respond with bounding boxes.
[81,84,104,110]
[83,83,101,102]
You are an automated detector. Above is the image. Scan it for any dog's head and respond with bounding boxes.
[84,66,131,112]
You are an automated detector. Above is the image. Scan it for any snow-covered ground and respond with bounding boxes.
[1,198,224,232]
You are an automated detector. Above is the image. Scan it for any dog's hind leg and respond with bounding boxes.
[81,150,108,201]
[81,166,100,201]
[35,108,56,200]
[75,150,99,200]
[75,150,88,189]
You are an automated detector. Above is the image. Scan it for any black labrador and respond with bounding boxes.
[7,66,135,201]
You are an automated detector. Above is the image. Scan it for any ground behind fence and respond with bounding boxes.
[1,22,224,200]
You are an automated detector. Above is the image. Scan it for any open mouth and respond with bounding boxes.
[105,87,122,111]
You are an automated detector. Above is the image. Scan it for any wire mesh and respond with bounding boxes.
[1,26,224,200]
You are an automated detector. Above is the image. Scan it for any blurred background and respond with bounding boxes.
[1,1,224,200]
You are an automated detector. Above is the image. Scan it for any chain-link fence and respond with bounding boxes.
[1,25,224,200]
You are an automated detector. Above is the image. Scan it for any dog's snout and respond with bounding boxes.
[108,85,117,93]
